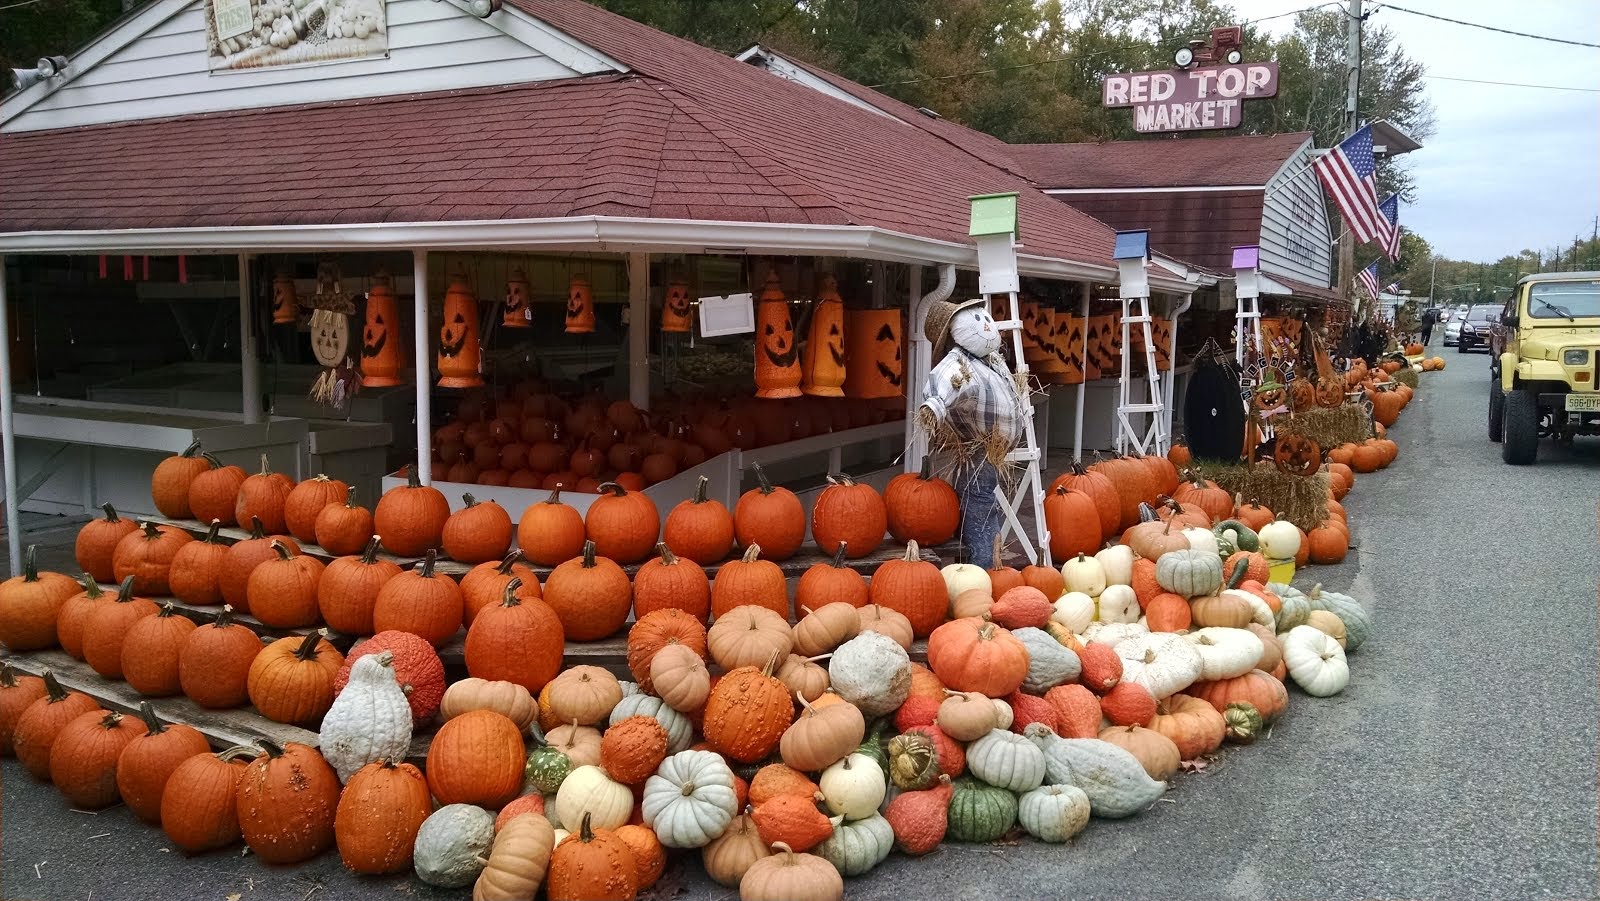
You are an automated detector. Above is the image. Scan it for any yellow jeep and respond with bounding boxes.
[1492,272,1600,464]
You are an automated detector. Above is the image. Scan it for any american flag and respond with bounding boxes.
[1378,194,1401,260]
[1315,126,1387,245]
[1358,261,1381,300]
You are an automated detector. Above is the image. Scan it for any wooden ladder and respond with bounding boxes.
[1115,293,1168,455]
[989,290,1052,567]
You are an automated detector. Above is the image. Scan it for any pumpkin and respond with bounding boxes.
[884,457,959,546]
[796,544,869,612]
[109,521,193,600]
[160,746,257,853]
[740,841,843,901]
[990,585,1051,631]
[752,793,836,853]
[247,540,325,629]
[1149,693,1226,758]
[466,577,565,694]
[372,549,464,646]
[1017,783,1092,843]
[633,543,711,622]
[511,489,582,567]
[1190,669,1289,723]
[120,603,197,697]
[335,760,432,874]
[151,440,209,518]
[545,541,632,641]
[600,715,669,786]
[946,777,1019,842]
[427,709,525,808]
[815,812,892,877]
[1051,462,1120,537]
[639,748,737,849]
[440,678,536,731]
[628,607,708,691]
[1045,486,1104,562]
[583,481,660,565]
[373,463,450,557]
[817,749,884,820]
[926,617,1027,698]
[1023,725,1166,817]
[247,631,345,727]
[1021,563,1066,600]
[734,463,806,561]
[650,644,710,713]
[82,576,158,679]
[776,653,830,704]
[951,587,994,620]
[437,493,512,565]
[12,671,100,779]
[315,486,374,557]
[933,689,995,741]
[164,520,227,606]
[781,691,864,773]
[546,666,623,727]
[1305,583,1373,651]
[702,810,771,886]
[608,695,693,754]
[320,652,412,782]
[1097,724,1181,780]
[57,574,114,662]
[884,774,952,855]
[316,536,402,635]
[703,659,792,763]
[235,739,341,863]
[1155,548,1223,597]
[0,662,46,755]
[413,803,497,887]
[1100,680,1157,727]
[867,540,945,636]
[660,475,734,565]
[1013,627,1081,693]
[967,729,1047,793]
[811,472,887,558]
[712,543,790,620]
[827,630,910,718]
[48,708,144,808]
[1184,627,1265,681]
[1076,642,1123,693]
[856,603,914,651]
[177,605,260,708]
[283,474,349,545]
[615,823,665,890]
[706,603,790,670]
[1257,516,1302,560]
[217,518,291,610]
[234,454,293,534]
[329,635,442,726]
[1114,632,1202,700]
[1282,624,1350,696]
[76,503,139,584]
[793,601,861,657]
[554,765,632,833]
[187,453,246,526]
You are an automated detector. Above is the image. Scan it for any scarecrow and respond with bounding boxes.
[916,297,1027,568]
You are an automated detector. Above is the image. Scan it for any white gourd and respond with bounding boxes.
[1060,554,1106,597]
[1082,621,1148,647]
[1225,588,1275,628]
[1114,632,1202,699]
[619,680,641,697]
[941,564,991,601]
[1096,585,1141,624]
[610,694,694,753]
[319,652,412,783]
[1022,725,1166,818]
[815,813,894,876]
[1183,627,1264,681]
[1012,627,1081,693]
[1095,545,1134,587]
[551,828,570,844]
[642,749,738,848]
[554,765,632,831]
[1180,526,1219,556]
[991,698,1014,732]
[967,729,1047,793]
[1051,592,1095,633]
[413,804,496,888]
[1257,519,1302,559]
[1282,625,1350,696]
[828,631,911,718]
[1017,784,1091,843]
[818,753,886,820]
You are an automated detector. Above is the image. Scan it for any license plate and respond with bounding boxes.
[1565,394,1600,413]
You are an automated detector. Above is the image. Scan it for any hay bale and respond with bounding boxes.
[1392,367,1419,389]
[1200,462,1330,532]
[1276,405,1372,450]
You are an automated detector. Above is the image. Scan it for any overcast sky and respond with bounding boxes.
[1232,0,1599,262]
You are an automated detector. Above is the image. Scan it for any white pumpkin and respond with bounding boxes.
[1017,784,1091,843]
[941,563,992,602]
[1182,627,1264,681]
[1180,526,1219,556]
[991,697,1014,732]
[815,813,894,877]
[1094,545,1134,587]
[818,753,886,820]
[1282,625,1350,697]
[413,803,495,888]
[1051,592,1095,633]
[1225,588,1276,629]
[1082,621,1148,647]
[827,631,910,718]
[1095,585,1140,624]
[319,652,412,783]
[966,729,1047,793]
[554,765,632,832]
[1060,553,1106,597]
[610,693,694,753]
[1012,627,1081,693]
[551,827,570,844]
[1257,519,1302,560]
[1023,725,1166,818]
[643,749,738,848]
[1113,632,1202,698]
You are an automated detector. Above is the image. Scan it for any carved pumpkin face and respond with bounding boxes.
[1289,378,1316,411]
[360,276,403,387]
[271,273,299,324]
[1060,313,1086,384]
[661,276,692,333]
[1316,378,1345,408]
[1150,317,1173,370]
[844,309,903,399]
[1088,314,1116,376]
[310,309,349,368]
[565,274,595,334]
[801,274,846,397]
[1274,433,1321,476]
[1253,383,1286,414]
[437,277,483,388]
[503,269,531,328]
[754,270,801,399]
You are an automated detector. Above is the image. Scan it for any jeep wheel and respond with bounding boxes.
[1501,389,1539,465]
[1488,378,1504,442]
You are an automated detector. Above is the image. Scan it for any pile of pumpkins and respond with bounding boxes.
[432,388,905,491]
[1403,342,1447,371]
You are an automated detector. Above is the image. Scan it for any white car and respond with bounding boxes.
[1443,316,1463,346]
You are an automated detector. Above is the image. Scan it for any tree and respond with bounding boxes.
[0,0,128,96]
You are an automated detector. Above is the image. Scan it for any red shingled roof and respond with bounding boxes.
[1010,132,1312,190]
[1062,190,1264,271]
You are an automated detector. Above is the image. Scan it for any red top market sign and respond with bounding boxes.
[1103,63,1279,133]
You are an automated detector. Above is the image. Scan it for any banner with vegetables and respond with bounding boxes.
[207,0,387,72]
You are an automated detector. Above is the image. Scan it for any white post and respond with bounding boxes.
[412,249,432,485]
[627,252,650,410]
[903,264,924,467]
[238,254,261,424]
[1074,280,1091,461]
[0,255,18,574]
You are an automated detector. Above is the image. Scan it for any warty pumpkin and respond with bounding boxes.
[884,457,959,547]
[600,714,670,785]
[334,759,431,874]
[465,577,565,694]
[217,518,294,610]
[703,657,793,763]
[373,549,464,646]
[544,540,631,641]
[373,463,450,558]
[76,503,139,584]
[547,812,639,901]
[616,823,666,890]
[247,631,344,727]
[441,493,513,564]
[811,472,887,558]
[177,605,260,709]
[161,745,257,853]
[663,475,735,565]
[884,774,952,855]
[116,701,209,824]
[427,709,525,808]
[584,481,660,564]
[248,540,326,629]
[120,603,197,697]
[733,463,806,560]
[150,439,209,519]
[632,543,711,622]
[316,535,402,636]
[711,543,790,620]
[627,606,708,690]
[827,630,911,718]
[236,739,341,863]
[50,708,146,808]
[314,486,374,557]
[187,453,246,526]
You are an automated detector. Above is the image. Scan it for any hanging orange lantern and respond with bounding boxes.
[801,273,846,397]
[753,269,801,399]
[843,308,903,399]
[1087,313,1116,377]
[436,275,483,388]
[1033,309,1068,378]
[660,273,693,334]
[1061,313,1087,384]
[503,268,531,328]
[1023,301,1051,364]
[1151,317,1173,371]
[359,271,404,387]
[271,269,299,324]
[565,274,595,334]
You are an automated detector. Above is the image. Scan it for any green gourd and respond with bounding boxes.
[814,813,893,876]
[1211,520,1259,556]
[523,745,572,795]
[1022,725,1166,819]
[945,778,1018,843]
[1273,589,1312,634]
[1304,583,1372,651]
[854,719,890,780]
[1011,627,1081,694]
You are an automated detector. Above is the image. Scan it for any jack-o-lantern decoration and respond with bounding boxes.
[437,275,483,388]
[1021,302,1047,362]
[801,274,846,397]
[843,308,903,399]
[1084,315,1110,380]
[1149,317,1173,371]
[565,274,595,334]
[271,269,299,324]
[1105,312,1124,371]
[1273,433,1321,477]
[660,274,693,334]
[1252,370,1288,415]
[1035,310,1068,378]
[754,270,801,398]
[503,268,532,328]
[1288,377,1316,412]
[360,272,404,387]
[1056,312,1087,385]
[1315,377,1345,408]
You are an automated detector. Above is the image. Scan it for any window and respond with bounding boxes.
[1527,281,1600,319]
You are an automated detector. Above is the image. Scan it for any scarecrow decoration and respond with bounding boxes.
[916,297,1028,568]
[801,273,846,397]
[436,274,484,388]
[660,272,693,334]
[565,274,595,334]
[359,269,403,387]
[306,263,360,411]
[503,268,532,328]
[753,269,801,399]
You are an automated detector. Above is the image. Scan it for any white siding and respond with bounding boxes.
[3,0,621,133]
[1258,140,1333,289]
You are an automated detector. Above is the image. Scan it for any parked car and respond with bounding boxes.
[1456,304,1501,353]
[1443,315,1464,346]
[1488,271,1600,464]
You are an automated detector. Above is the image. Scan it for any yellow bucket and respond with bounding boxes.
[1267,558,1296,585]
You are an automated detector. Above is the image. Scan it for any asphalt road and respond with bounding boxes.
[4,346,1597,901]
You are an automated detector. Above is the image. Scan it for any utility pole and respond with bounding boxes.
[1337,0,1363,317]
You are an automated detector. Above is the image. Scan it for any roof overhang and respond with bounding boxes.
[1370,119,1423,157]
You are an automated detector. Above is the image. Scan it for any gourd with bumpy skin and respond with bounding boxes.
[1305,583,1372,651]
[1155,549,1223,597]
[1114,632,1203,699]
[319,653,412,783]
[966,729,1047,793]
[827,631,910,718]
[642,749,738,848]
[1281,625,1350,696]
[524,743,572,795]
[1183,627,1264,681]
[413,804,496,888]
[1017,783,1091,843]
[818,752,885,820]
[945,778,1018,843]
[815,813,893,876]
[1012,627,1081,693]
[1022,725,1166,818]
[610,693,693,754]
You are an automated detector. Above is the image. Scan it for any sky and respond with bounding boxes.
[1231,0,1600,262]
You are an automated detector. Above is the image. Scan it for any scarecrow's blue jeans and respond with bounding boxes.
[953,458,1000,568]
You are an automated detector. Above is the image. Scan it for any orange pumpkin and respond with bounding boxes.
[843,308,903,399]
[702,658,792,763]
[711,544,790,620]
[795,544,869,610]
[372,550,464,646]
[0,545,80,651]
[754,270,802,399]
[373,464,450,558]
[662,475,734,565]
[811,472,887,559]
[150,440,210,519]
[465,578,565,694]
[585,482,660,565]
[517,488,587,567]
[868,541,946,637]
[442,493,513,564]
[800,274,847,397]
[544,541,631,640]
[234,455,294,536]
[1044,486,1103,562]
[632,543,711,622]
[564,273,596,335]
[926,617,1027,698]
[733,463,806,561]
[359,272,405,387]
[75,503,139,585]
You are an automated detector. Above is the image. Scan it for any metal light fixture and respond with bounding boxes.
[10,56,68,91]
[468,0,501,17]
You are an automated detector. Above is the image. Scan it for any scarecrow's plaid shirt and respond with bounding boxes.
[921,348,1026,450]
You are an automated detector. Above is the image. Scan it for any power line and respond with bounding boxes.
[0,0,48,12]
[1377,3,1600,49]
[1421,74,1600,93]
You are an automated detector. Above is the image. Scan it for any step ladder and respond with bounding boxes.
[1235,291,1265,368]
[1114,292,1168,455]
[989,290,1052,568]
